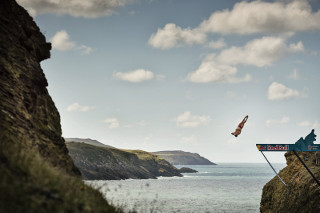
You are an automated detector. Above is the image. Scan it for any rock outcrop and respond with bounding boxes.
[179,167,198,173]
[153,150,216,165]
[67,142,182,180]
[260,152,320,213]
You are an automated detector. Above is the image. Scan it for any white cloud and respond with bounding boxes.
[185,54,251,83]
[199,0,320,35]
[267,82,301,100]
[67,102,95,112]
[266,116,290,127]
[298,120,320,129]
[148,0,319,50]
[113,69,155,83]
[104,118,120,129]
[51,31,93,54]
[148,23,207,49]
[51,30,75,51]
[172,111,210,128]
[17,0,130,18]
[299,121,312,127]
[217,37,304,67]
[208,38,226,49]
[78,45,93,55]
[185,36,303,84]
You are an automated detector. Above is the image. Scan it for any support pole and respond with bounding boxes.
[261,151,286,186]
[293,150,320,187]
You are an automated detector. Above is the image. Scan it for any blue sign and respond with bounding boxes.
[256,129,319,152]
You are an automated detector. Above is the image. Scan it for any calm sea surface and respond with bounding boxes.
[87,163,286,213]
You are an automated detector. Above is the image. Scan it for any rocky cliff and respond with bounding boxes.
[0,0,79,176]
[153,150,216,165]
[0,0,119,212]
[67,142,182,180]
[260,151,320,213]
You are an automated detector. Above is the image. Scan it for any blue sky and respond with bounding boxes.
[18,0,320,163]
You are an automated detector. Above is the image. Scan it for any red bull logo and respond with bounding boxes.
[259,146,266,151]
[267,145,289,151]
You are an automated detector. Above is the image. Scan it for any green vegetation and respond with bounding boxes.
[123,149,162,161]
[0,135,122,213]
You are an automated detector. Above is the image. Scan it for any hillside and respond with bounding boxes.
[66,142,182,180]
[153,150,216,165]
[0,0,120,212]
[65,137,114,148]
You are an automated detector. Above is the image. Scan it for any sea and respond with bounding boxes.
[87,163,286,213]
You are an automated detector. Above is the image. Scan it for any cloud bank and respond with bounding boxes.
[149,0,320,49]
[185,36,303,84]
[199,0,320,35]
[17,0,131,18]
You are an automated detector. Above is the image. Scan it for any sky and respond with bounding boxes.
[17,0,320,163]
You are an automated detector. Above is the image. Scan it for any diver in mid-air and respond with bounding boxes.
[231,115,248,137]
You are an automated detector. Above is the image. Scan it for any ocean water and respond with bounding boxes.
[87,163,286,213]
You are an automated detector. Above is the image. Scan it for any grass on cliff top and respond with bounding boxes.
[121,149,161,161]
[0,135,123,213]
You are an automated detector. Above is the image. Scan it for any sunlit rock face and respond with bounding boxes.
[260,150,320,213]
[0,0,80,176]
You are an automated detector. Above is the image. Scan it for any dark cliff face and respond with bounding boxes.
[0,0,80,176]
[0,1,120,212]
[260,151,320,213]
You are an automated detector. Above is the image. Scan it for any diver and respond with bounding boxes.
[231,115,248,137]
